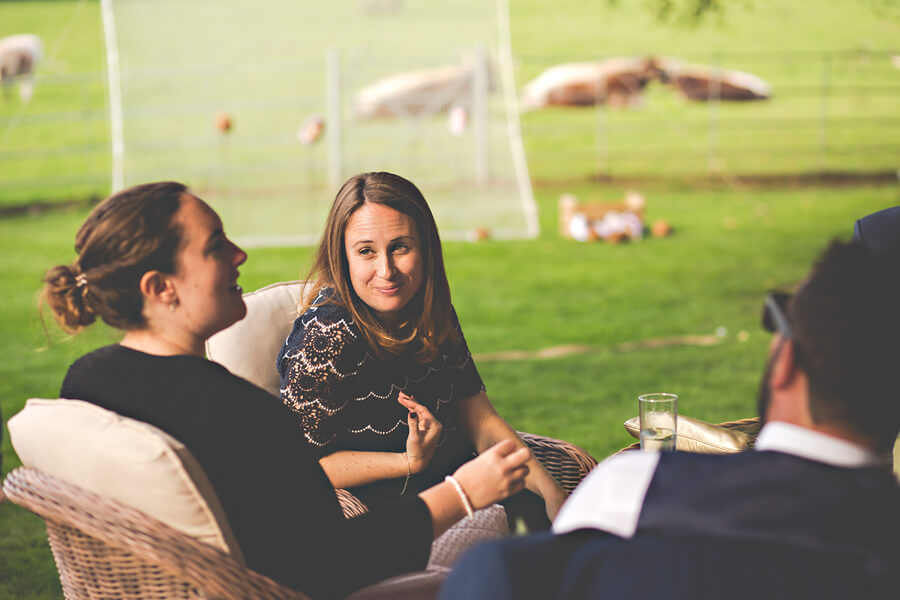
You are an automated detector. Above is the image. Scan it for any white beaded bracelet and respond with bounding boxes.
[444,475,474,520]
[400,452,411,496]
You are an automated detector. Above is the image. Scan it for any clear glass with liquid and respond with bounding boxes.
[639,426,676,451]
[638,393,678,452]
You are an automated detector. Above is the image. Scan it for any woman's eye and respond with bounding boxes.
[391,243,409,253]
[358,248,372,256]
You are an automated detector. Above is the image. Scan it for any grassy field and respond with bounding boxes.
[2,180,896,598]
[1,1,898,598]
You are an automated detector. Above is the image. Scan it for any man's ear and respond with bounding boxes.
[138,270,176,305]
[769,337,799,390]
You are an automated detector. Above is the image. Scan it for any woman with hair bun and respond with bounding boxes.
[278,172,568,531]
[42,181,530,599]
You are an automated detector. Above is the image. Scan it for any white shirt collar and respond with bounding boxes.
[755,421,883,468]
[552,450,659,538]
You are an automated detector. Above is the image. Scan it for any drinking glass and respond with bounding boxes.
[638,393,678,452]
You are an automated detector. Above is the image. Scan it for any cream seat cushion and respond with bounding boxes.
[206,280,310,396]
[8,398,244,562]
[624,414,753,454]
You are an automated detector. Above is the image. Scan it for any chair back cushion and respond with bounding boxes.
[206,280,309,396]
[8,398,245,563]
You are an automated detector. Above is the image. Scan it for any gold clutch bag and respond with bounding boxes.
[624,415,753,454]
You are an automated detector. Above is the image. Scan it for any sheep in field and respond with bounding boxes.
[520,57,666,110]
[658,58,771,101]
[354,62,488,119]
[0,34,43,103]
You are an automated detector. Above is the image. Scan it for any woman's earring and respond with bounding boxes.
[169,298,179,312]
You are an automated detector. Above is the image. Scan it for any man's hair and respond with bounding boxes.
[790,239,900,451]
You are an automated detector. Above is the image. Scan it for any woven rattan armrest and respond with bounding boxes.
[517,431,598,493]
[3,467,310,600]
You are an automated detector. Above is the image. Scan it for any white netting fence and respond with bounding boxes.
[103,0,537,245]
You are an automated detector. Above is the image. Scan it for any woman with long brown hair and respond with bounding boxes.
[278,172,567,530]
[42,181,530,598]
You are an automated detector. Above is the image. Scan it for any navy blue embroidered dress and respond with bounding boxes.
[277,290,484,508]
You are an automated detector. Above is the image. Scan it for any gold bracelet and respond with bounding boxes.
[444,475,474,519]
[400,452,411,496]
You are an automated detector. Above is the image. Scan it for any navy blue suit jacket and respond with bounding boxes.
[439,530,895,600]
[438,451,899,600]
[853,205,900,259]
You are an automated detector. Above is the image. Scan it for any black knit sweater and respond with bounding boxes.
[61,344,432,599]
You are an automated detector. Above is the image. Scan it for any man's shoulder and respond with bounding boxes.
[854,205,900,255]
[655,447,755,470]
[648,448,836,492]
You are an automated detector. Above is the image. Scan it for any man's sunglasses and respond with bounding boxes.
[762,292,794,339]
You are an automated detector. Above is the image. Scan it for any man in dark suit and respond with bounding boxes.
[853,205,900,258]
[438,240,899,600]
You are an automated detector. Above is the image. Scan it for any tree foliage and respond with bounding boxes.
[614,0,900,26]
[609,0,729,26]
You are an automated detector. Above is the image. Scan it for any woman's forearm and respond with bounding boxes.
[461,392,568,516]
[319,450,409,489]
[474,413,563,498]
[419,481,469,537]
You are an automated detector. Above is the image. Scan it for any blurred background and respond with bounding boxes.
[1,1,898,596]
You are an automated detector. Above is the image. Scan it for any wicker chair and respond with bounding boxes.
[4,467,310,600]
[5,398,507,600]
[205,280,599,516]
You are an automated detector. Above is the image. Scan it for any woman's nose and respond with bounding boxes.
[376,254,394,277]
[232,242,247,266]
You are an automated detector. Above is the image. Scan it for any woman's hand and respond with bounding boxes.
[398,392,442,473]
[451,439,530,510]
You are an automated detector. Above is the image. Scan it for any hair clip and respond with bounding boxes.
[75,273,88,288]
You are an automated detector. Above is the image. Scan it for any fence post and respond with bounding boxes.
[818,53,831,172]
[326,48,343,190]
[100,0,125,192]
[707,53,721,173]
[595,56,609,178]
[473,45,490,185]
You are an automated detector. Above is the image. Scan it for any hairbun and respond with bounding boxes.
[41,264,96,333]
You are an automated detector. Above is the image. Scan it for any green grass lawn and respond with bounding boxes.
[2,179,895,598]
[1,0,899,598]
